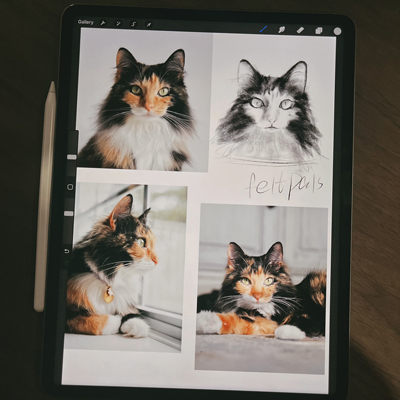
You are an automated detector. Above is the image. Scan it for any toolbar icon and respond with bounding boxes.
[145,21,153,29]
[115,20,122,28]
[130,21,138,28]
[297,27,304,34]
[316,27,323,34]
[99,19,107,27]
[279,26,285,33]
[259,25,268,33]
[334,27,342,35]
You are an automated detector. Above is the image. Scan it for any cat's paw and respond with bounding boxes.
[120,317,149,338]
[102,315,122,335]
[196,311,222,334]
[275,325,306,340]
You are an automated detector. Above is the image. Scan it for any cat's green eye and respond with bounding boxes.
[136,238,146,248]
[264,277,274,286]
[131,85,142,95]
[241,277,251,285]
[250,98,264,108]
[279,99,294,110]
[158,87,170,97]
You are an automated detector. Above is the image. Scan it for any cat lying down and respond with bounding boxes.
[196,242,326,340]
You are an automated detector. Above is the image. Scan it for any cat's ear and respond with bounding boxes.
[283,61,307,93]
[108,195,133,231]
[227,242,245,270]
[165,49,185,71]
[265,242,284,264]
[138,208,151,225]
[116,48,138,82]
[237,60,260,90]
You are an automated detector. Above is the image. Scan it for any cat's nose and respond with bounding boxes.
[268,118,277,126]
[145,103,154,112]
[253,293,262,301]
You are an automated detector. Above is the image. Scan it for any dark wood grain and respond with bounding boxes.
[1,0,399,399]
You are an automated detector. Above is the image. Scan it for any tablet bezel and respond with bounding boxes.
[41,5,355,399]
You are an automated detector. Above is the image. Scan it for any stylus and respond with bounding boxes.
[34,82,56,312]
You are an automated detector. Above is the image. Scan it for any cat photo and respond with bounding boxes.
[195,203,328,374]
[214,60,322,166]
[197,241,326,339]
[67,194,156,337]
[64,183,187,353]
[78,48,194,171]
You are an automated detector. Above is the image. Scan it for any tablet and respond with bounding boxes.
[42,5,355,398]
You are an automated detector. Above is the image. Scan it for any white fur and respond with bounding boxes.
[120,317,149,338]
[235,295,275,318]
[69,259,156,316]
[225,127,306,162]
[196,311,223,334]
[101,315,122,335]
[98,115,189,170]
[275,325,306,340]
[256,303,276,318]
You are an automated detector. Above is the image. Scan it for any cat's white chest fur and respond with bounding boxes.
[100,115,188,170]
[72,269,142,316]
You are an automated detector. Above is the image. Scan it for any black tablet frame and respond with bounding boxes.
[42,5,355,399]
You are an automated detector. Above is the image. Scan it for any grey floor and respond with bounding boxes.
[195,334,325,374]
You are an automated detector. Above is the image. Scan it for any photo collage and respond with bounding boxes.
[62,26,337,394]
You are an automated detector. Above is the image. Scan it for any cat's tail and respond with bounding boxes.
[297,270,326,308]
[282,270,326,337]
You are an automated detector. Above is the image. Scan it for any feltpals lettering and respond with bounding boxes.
[246,172,324,200]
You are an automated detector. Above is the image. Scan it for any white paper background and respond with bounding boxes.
[62,30,338,395]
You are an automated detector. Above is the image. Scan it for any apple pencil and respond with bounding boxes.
[34,82,56,312]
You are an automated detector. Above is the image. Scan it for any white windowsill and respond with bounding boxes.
[64,330,180,353]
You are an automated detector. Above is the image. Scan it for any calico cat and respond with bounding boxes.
[196,241,326,339]
[66,194,158,337]
[78,48,194,171]
[215,60,321,164]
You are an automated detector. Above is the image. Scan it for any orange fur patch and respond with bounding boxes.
[235,271,277,303]
[67,281,94,313]
[218,313,278,335]
[96,135,135,169]
[67,315,109,335]
[127,225,158,265]
[310,272,326,306]
[123,75,172,116]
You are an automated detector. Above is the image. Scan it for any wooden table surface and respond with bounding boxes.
[1,0,399,399]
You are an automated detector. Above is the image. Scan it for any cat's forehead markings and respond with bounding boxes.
[242,265,252,275]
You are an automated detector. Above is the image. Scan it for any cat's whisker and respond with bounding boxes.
[165,110,192,120]
[97,111,132,129]
[163,114,193,131]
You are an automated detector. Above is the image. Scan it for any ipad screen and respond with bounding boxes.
[49,8,354,396]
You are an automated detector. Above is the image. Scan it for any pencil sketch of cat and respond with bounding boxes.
[214,60,322,167]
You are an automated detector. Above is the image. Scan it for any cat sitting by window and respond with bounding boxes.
[66,195,158,337]
[196,242,326,340]
[78,48,194,171]
[215,60,321,165]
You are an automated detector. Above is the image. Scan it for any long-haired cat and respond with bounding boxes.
[78,48,194,171]
[196,242,326,339]
[215,60,321,165]
[66,194,158,337]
